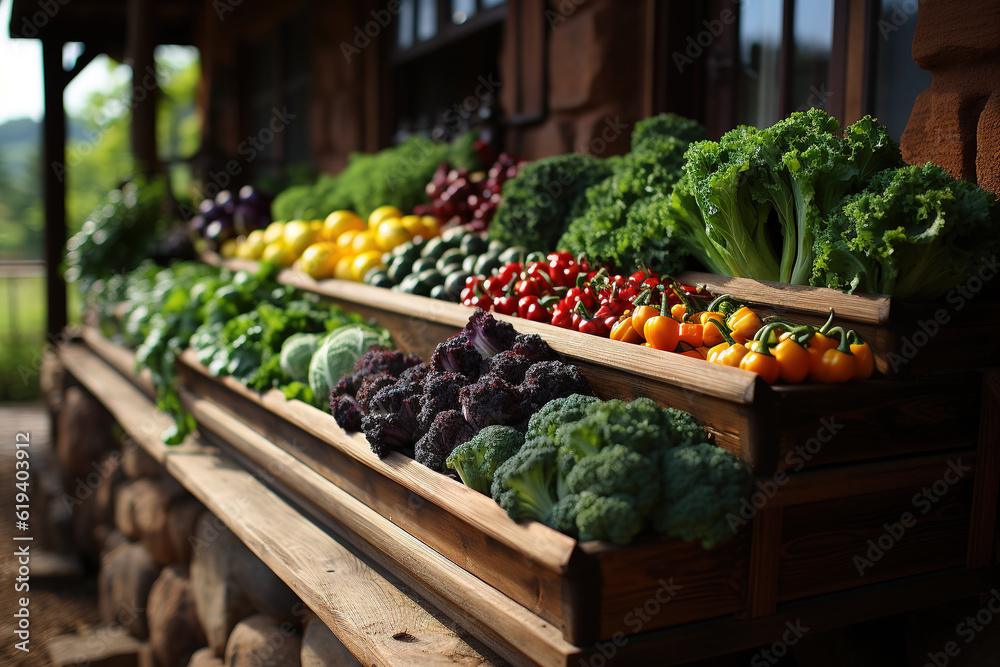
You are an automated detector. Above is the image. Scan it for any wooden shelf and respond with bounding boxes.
[57,343,509,666]
[61,335,1000,665]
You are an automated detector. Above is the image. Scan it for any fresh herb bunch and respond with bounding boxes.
[271,133,481,221]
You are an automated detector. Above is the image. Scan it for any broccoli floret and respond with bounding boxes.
[652,443,752,549]
[462,309,517,358]
[367,381,422,417]
[630,112,708,151]
[550,493,581,535]
[460,376,523,431]
[565,444,660,516]
[491,443,560,524]
[355,370,398,413]
[485,350,534,385]
[446,425,524,495]
[509,333,558,362]
[524,394,601,442]
[416,371,468,438]
[333,348,423,400]
[520,361,592,413]
[414,409,476,472]
[352,347,423,379]
[574,491,645,545]
[331,394,362,431]
[430,334,486,379]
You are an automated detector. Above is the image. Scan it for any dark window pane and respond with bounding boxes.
[418,0,438,42]
[736,0,783,127]
[789,0,834,113]
[482,0,505,7]
[398,0,416,49]
[873,1,930,140]
[452,0,476,24]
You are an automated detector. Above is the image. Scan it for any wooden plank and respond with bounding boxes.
[968,369,1000,568]
[777,481,972,602]
[572,566,999,665]
[182,388,575,667]
[58,344,511,667]
[80,326,156,398]
[677,270,892,324]
[57,344,177,465]
[747,508,782,618]
[767,449,979,508]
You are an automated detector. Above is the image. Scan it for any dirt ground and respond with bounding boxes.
[0,404,100,667]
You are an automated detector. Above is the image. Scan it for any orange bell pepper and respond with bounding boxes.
[847,330,875,380]
[644,292,680,351]
[810,327,856,383]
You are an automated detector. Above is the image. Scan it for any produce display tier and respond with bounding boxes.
[207,254,986,477]
[70,326,1000,665]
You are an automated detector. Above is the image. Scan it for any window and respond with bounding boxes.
[871,0,930,140]
[243,7,313,184]
[388,0,508,145]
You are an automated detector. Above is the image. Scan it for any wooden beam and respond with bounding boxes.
[125,0,161,174]
[41,38,67,341]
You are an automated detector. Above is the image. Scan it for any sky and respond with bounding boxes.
[0,0,197,125]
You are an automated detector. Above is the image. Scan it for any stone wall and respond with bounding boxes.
[900,0,1000,195]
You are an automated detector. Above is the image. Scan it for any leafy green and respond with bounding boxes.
[558,113,707,274]
[489,154,614,252]
[272,133,481,221]
[666,109,903,284]
[812,163,1000,299]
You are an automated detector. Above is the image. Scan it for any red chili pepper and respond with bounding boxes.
[482,276,506,297]
[514,279,542,298]
[492,295,518,316]
[524,301,551,323]
[496,262,522,286]
[551,306,573,329]
[467,294,493,310]
[525,262,551,286]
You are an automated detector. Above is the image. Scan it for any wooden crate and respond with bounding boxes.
[676,271,1000,378]
[71,331,1000,664]
[175,349,992,643]
[271,271,981,476]
[176,350,750,644]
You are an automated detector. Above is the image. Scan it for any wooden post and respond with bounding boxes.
[126,0,161,175]
[41,38,67,340]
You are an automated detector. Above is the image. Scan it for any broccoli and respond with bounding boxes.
[652,443,753,549]
[524,394,601,442]
[416,371,468,438]
[812,162,1000,299]
[484,351,535,385]
[574,491,646,546]
[460,376,523,431]
[414,410,476,472]
[490,154,614,252]
[430,334,486,380]
[509,333,558,362]
[462,309,517,358]
[520,361,592,413]
[446,425,524,495]
[490,443,560,524]
[489,394,745,547]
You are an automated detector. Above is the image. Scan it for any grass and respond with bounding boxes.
[0,275,81,402]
